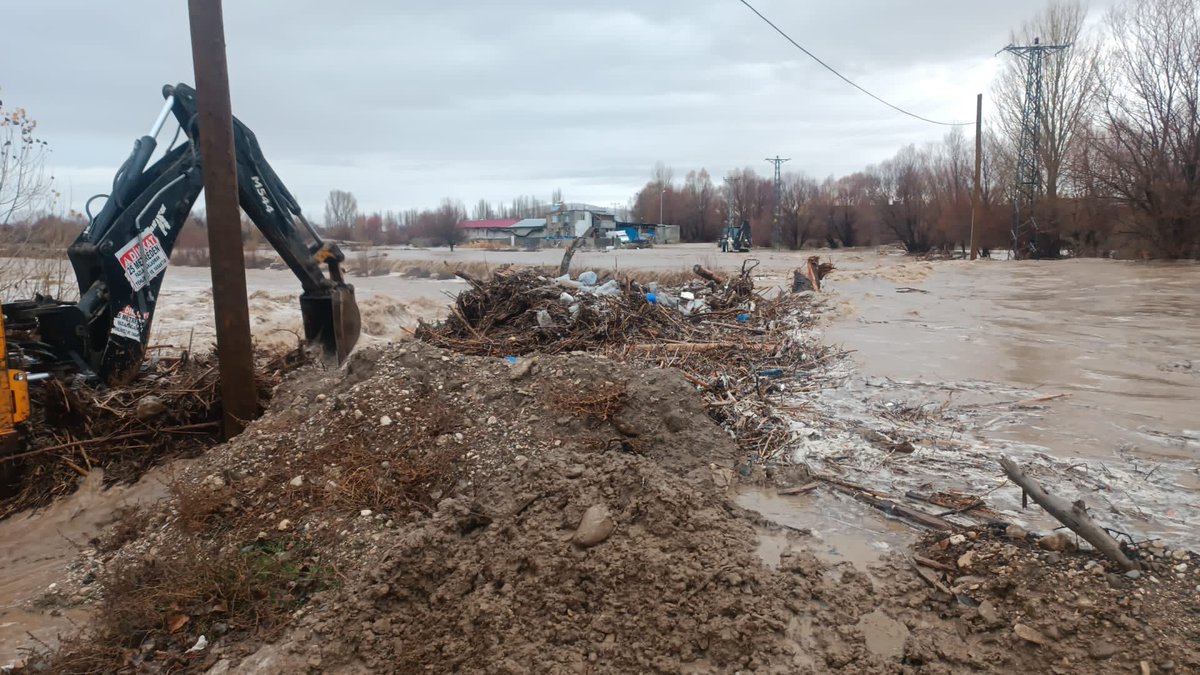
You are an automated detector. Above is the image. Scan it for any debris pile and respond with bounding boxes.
[417,263,838,463]
[0,349,306,518]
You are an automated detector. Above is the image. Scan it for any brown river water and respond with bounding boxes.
[801,253,1200,547]
[827,255,1200,466]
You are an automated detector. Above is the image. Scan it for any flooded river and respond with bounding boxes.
[813,253,1200,547]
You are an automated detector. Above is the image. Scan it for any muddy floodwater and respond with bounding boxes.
[819,254,1200,547]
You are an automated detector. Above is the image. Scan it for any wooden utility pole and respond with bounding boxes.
[969,93,983,261]
[188,0,257,437]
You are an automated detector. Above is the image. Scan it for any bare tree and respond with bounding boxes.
[1094,0,1200,258]
[869,146,941,253]
[779,174,819,249]
[651,162,674,190]
[323,189,358,237]
[431,198,467,251]
[0,96,55,226]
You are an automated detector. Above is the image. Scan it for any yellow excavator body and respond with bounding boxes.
[1,311,32,451]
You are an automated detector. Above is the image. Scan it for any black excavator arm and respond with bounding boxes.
[2,83,360,384]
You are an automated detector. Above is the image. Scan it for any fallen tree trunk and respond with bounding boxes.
[999,457,1138,571]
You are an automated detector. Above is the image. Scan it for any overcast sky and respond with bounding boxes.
[2,0,1111,221]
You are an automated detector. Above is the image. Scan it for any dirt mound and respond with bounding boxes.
[312,451,806,673]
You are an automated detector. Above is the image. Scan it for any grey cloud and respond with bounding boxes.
[1,0,1113,217]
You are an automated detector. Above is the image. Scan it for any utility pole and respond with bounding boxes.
[659,187,666,225]
[970,93,982,261]
[188,0,257,437]
[765,156,790,249]
[1002,38,1068,260]
[723,176,740,231]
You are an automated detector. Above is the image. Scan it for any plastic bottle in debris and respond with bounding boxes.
[577,271,598,286]
[592,280,621,297]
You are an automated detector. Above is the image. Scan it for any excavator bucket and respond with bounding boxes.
[300,284,361,364]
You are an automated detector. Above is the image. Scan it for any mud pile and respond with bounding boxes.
[18,342,1200,674]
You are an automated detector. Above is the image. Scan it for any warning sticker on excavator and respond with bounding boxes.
[112,305,148,341]
[115,228,169,291]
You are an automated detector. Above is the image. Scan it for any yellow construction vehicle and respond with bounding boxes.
[1,311,32,453]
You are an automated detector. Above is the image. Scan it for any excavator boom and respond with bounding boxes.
[1,83,360,384]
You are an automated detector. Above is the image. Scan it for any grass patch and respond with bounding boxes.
[31,538,326,673]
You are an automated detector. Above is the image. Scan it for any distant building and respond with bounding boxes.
[457,218,546,246]
[546,203,619,242]
[616,222,681,245]
[457,218,520,241]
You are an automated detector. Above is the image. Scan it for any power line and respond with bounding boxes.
[736,0,971,127]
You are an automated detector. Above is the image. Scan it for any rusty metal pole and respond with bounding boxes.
[188,0,257,437]
[969,93,983,261]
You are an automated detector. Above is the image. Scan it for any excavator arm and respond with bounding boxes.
[2,83,360,384]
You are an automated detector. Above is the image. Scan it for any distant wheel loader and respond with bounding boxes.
[719,220,752,252]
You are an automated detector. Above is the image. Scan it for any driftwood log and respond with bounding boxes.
[999,457,1138,571]
[558,225,597,276]
[692,264,727,285]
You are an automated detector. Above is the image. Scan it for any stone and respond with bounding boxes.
[380,415,393,427]
[1013,623,1050,645]
[508,359,534,381]
[563,465,585,479]
[573,505,616,547]
[487,416,498,426]
[977,600,1000,626]
[289,475,304,488]
[277,519,292,531]
[1125,570,1142,580]
[360,509,373,517]
[1089,641,1119,660]
[135,395,167,420]
[1039,532,1073,552]
[949,534,967,545]
[957,551,976,570]
[1005,524,1029,541]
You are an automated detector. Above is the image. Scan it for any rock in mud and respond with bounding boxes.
[1013,623,1050,645]
[508,358,535,381]
[135,395,167,420]
[573,504,616,547]
[1005,524,1029,540]
[977,600,1000,626]
[1039,532,1073,552]
[1089,640,1119,660]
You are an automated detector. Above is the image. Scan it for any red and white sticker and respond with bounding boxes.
[115,228,169,291]
[112,305,149,342]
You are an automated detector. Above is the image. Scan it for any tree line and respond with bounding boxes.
[630,0,1200,258]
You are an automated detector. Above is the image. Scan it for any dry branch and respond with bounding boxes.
[999,456,1138,571]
